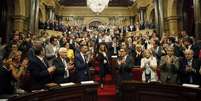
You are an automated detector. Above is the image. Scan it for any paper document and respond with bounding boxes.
[81,81,95,85]
[60,82,75,87]
[111,55,118,58]
[0,99,8,101]
[182,83,200,88]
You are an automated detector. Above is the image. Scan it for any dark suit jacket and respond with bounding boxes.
[152,46,163,64]
[133,51,143,66]
[52,57,68,83]
[174,44,184,57]
[178,58,201,85]
[96,52,111,77]
[109,46,120,56]
[0,66,15,95]
[75,52,89,82]
[28,47,36,62]
[28,56,52,90]
[117,56,133,80]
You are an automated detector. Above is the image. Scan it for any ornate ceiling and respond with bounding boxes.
[59,0,133,7]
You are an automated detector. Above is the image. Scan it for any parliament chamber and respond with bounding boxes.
[1,0,201,101]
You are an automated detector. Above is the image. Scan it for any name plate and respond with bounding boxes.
[111,55,118,58]
[0,99,8,101]
[60,82,75,87]
[182,83,200,88]
[81,81,95,85]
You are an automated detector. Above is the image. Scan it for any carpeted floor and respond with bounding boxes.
[95,74,117,101]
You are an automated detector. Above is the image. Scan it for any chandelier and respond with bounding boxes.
[87,0,110,14]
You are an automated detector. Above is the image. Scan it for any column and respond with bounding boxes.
[29,0,35,33]
[165,16,180,36]
[154,0,159,34]
[130,16,135,25]
[154,0,164,37]
[13,15,26,32]
[35,0,39,33]
[13,0,26,32]
[29,0,39,34]
[158,0,164,36]
[47,6,55,20]
[139,7,146,27]
[194,0,201,40]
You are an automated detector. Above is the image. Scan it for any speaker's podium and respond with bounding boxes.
[8,81,98,101]
[120,81,201,101]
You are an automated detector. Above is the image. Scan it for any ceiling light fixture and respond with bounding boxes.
[87,0,110,14]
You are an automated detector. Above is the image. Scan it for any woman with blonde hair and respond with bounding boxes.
[64,42,74,60]
[141,49,158,82]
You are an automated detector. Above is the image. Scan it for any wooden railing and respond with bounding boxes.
[8,83,98,101]
[120,81,201,101]
[132,67,161,81]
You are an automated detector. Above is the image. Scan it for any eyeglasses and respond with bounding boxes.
[119,50,125,52]
[185,53,192,55]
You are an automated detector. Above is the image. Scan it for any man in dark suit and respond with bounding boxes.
[117,48,133,81]
[53,47,74,83]
[28,45,56,90]
[28,40,43,62]
[0,57,15,95]
[116,48,133,92]
[178,49,201,85]
[75,45,89,82]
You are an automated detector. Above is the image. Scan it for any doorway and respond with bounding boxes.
[0,0,14,44]
[89,21,103,29]
[182,0,195,36]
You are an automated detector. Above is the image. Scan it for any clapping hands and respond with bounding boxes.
[48,66,56,74]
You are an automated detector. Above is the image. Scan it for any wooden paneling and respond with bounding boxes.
[8,83,98,101]
[120,81,201,101]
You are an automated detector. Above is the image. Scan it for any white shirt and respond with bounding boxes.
[62,58,69,78]
[104,35,112,43]
[37,56,47,67]
[141,57,158,82]
[80,52,85,63]
[102,52,108,64]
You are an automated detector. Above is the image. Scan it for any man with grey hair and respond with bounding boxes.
[53,47,74,83]
[178,49,201,85]
[160,46,179,84]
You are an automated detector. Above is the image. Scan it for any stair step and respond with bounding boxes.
[95,74,114,85]
[98,85,116,96]
[95,74,113,81]
[96,74,116,101]
[98,96,116,101]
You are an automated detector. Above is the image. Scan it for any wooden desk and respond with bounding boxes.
[120,81,201,101]
[8,83,98,101]
[132,68,161,81]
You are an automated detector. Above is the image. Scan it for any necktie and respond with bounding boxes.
[63,59,69,78]
[190,76,193,83]
[83,55,86,63]
[42,58,47,68]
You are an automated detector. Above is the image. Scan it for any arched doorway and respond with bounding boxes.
[0,0,14,44]
[89,21,103,29]
[0,0,8,44]
[149,9,155,28]
[182,0,195,36]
